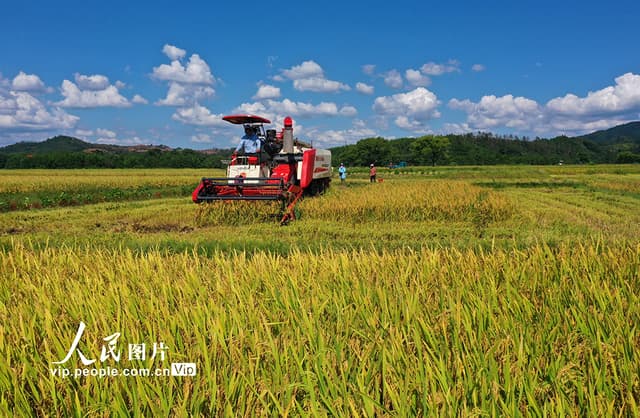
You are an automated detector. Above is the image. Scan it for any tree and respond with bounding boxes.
[353,137,392,166]
[411,135,450,166]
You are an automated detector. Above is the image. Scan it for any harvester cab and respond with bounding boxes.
[192,114,331,224]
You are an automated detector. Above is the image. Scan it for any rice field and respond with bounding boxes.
[1,165,639,416]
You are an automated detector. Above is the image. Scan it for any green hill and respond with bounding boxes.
[575,121,640,145]
[2,121,640,168]
[330,121,640,166]
[0,136,95,154]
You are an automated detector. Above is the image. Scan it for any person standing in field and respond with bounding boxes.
[369,163,377,183]
[338,163,347,182]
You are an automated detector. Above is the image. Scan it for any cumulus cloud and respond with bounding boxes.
[356,82,374,95]
[152,53,215,85]
[442,122,473,134]
[162,44,186,61]
[373,87,441,126]
[75,129,94,137]
[233,98,357,122]
[339,106,358,117]
[448,72,640,135]
[74,73,110,90]
[171,103,227,126]
[449,95,542,130]
[383,70,403,89]
[420,60,460,76]
[0,90,78,131]
[191,133,213,143]
[471,64,486,72]
[405,69,431,87]
[302,119,377,147]
[95,135,147,146]
[132,94,148,104]
[292,78,350,93]
[394,116,430,132]
[546,72,640,117]
[55,78,131,108]
[253,84,281,100]
[156,82,214,106]
[280,60,350,93]
[12,72,47,92]
[152,45,217,108]
[96,128,116,138]
[281,60,324,80]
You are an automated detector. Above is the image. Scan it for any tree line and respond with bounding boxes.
[330,133,640,167]
[1,132,639,169]
[0,149,234,169]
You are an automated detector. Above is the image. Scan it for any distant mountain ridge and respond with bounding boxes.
[1,121,639,167]
[574,121,640,144]
[0,136,175,154]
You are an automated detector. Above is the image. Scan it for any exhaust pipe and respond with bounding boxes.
[283,116,294,154]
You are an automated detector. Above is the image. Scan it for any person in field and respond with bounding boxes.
[369,163,377,183]
[234,125,261,154]
[338,163,347,182]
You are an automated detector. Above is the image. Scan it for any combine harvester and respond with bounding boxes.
[192,115,332,224]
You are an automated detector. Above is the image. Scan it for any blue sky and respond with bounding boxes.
[1,0,639,149]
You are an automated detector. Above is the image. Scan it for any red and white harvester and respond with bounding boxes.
[192,115,331,224]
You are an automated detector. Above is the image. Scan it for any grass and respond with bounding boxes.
[0,164,639,415]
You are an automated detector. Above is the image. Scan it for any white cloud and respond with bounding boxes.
[55,79,131,108]
[235,101,268,116]
[449,95,542,130]
[191,133,213,143]
[75,129,94,137]
[449,72,640,135]
[305,122,377,147]
[0,91,78,130]
[281,60,324,80]
[152,47,217,111]
[394,116,429,132]
[132,94,148,104]
[75,73,110,90]
[234,99,357,122]
[156,82,214,106]
[171,103,227,126]
[339,106,358,117]
[405,69,431,87]
[12,72,47,92]
[442,122,472,134]
[280,60,350,93]
[162,44,186,61]
[0,93,17,114]
[546,72,640,117]
[420,60,460,76]
[253,84,281,100]
[356,82,374,95]
[373,87,441,123]
[383,70,403,89]
[95,135,147,146]
[96,128,116,138]
[471,64,486,72]
[152,54,215,85]
[268,99,338,117]
[362,64,376,76]
[293,77,350,93]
